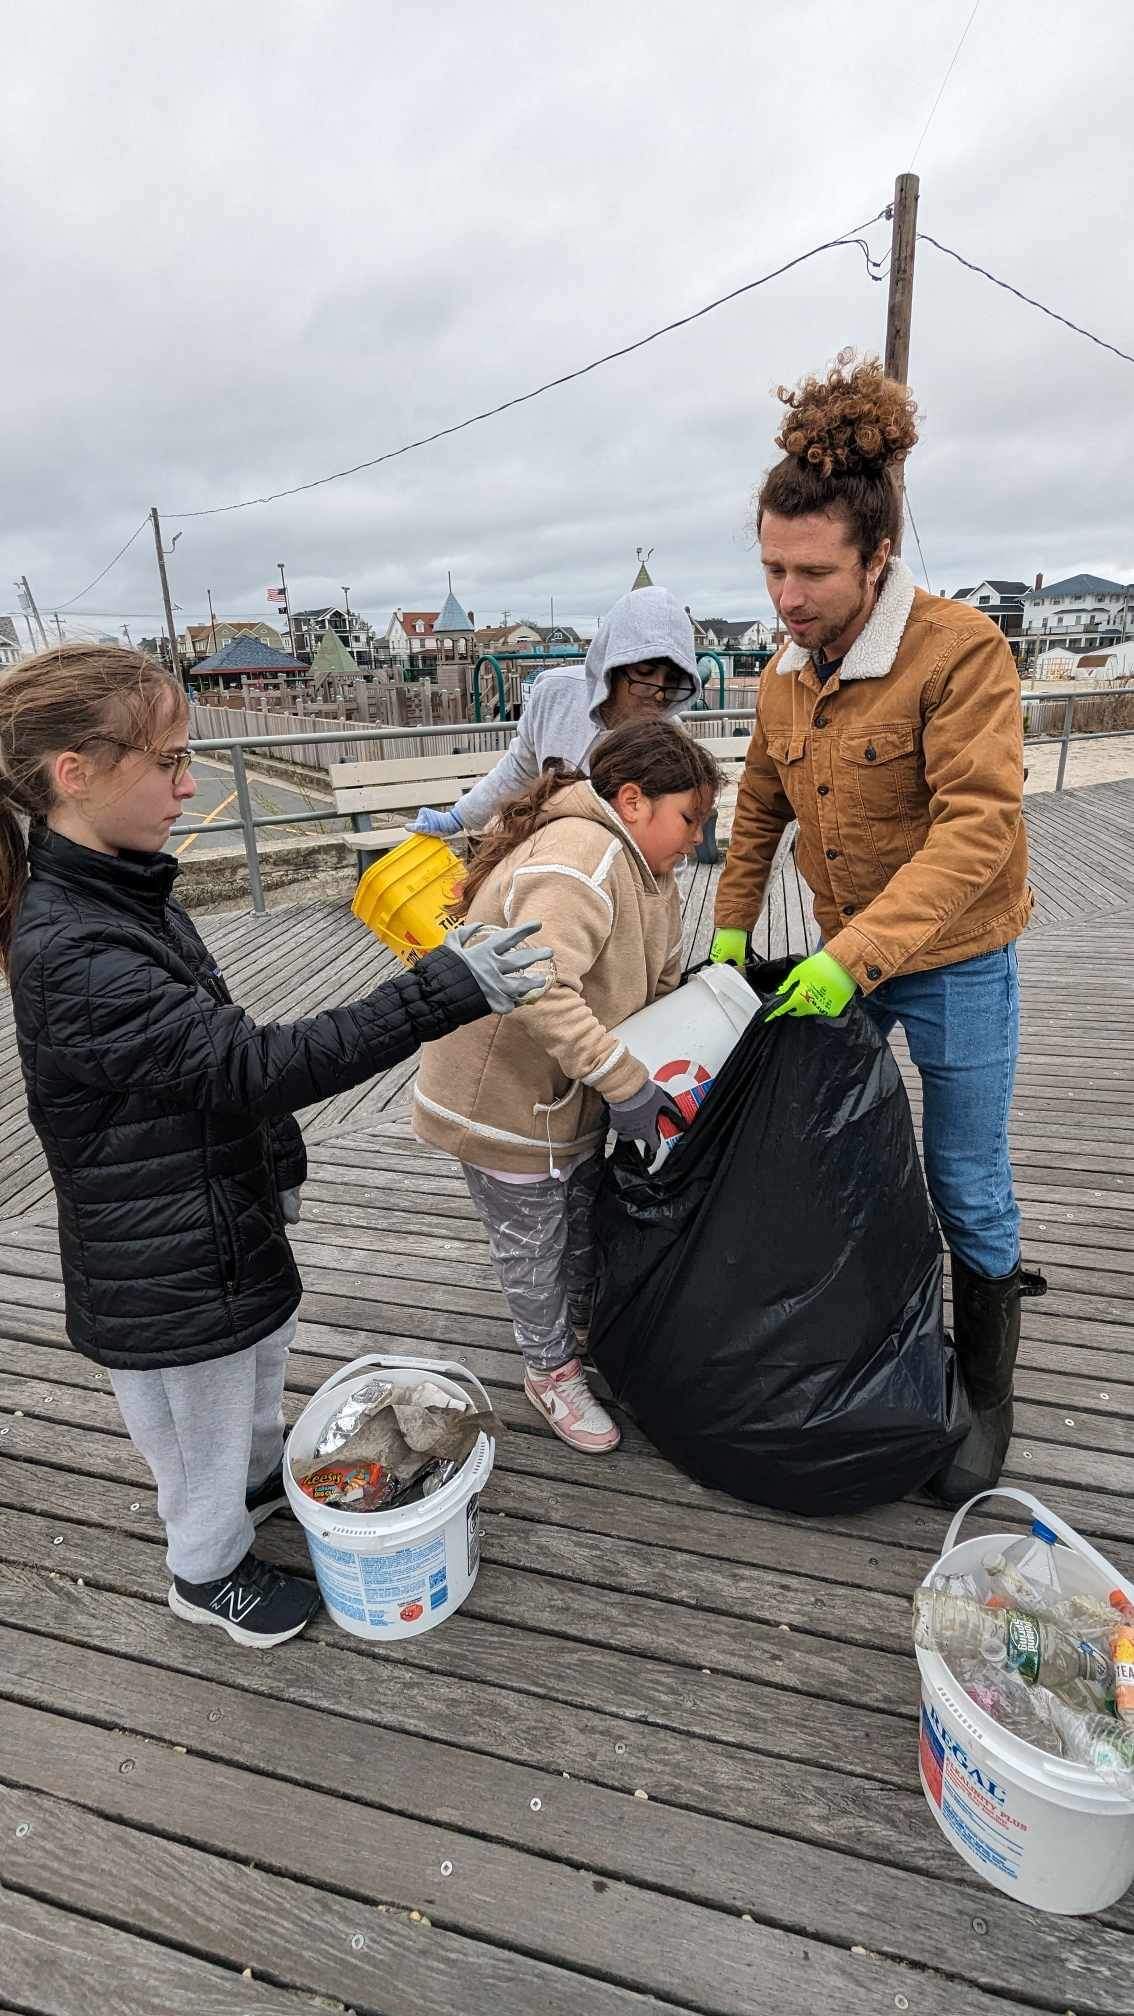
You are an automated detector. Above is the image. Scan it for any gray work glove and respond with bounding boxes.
[278,1187,302,1225]
[443,920,552,1014]
[607,1079,687,1157]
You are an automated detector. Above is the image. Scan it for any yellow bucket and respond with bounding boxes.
[352,834,465,964]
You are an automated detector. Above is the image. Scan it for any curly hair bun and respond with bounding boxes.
[774,349,918,479]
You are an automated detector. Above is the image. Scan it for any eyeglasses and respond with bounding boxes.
[77,736,194,786]
[620,669,699,702]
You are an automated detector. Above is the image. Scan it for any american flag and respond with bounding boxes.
[267,586,287,605]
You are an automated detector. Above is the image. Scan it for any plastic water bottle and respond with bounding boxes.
[913,1589,1113,1691]
[955,1660,1065,1756]
[998,1518,1064,1593]
[1033,1688,1134,1791]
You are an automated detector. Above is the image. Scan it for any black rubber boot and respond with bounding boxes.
[929,1257,1047,1507]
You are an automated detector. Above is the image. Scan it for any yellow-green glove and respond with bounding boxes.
[709,928,747,970]
[765,948,857,1021]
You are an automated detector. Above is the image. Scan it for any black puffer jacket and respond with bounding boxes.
[9,829,490,1371]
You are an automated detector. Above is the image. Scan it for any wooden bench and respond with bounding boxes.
[329,735,750,866]
[329,750,511,861]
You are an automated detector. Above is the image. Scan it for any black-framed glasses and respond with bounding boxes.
[77,736,194,786]
[620,668,698,702]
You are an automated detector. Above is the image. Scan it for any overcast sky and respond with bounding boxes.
[4,0,1132,647]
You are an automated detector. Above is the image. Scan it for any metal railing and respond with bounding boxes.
[177,693,1134,915]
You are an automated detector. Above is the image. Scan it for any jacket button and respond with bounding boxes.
[866,965,881,981]
[864,745,877,761]
[825,848,839,860]
[818,784,830,797]
[814,714,828,728]
[842,904,856,916]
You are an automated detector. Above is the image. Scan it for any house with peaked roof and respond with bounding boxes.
[0,616,21,667]
[950,580,1029,655]
[1022,573,1132,654]
[688,614,773,653]
[184,620,285,664]
[386,608,441,672]
[290,606,375,668]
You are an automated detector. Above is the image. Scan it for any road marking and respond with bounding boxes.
[176,789,237,856]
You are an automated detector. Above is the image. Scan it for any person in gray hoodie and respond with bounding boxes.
[413,585,702,836]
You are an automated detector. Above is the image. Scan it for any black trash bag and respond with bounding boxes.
[590,957,969,1516]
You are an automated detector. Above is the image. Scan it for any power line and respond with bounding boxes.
[903,490,933,592]
[49,517,150,609]
[167,209,889,519]
[918,233,1134,367]
[910,0,983,169]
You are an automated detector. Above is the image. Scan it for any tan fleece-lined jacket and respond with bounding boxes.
[715,561,1033,990]
[413,780,683,1174]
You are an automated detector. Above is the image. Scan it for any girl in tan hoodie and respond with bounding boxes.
[414,719,721,1453]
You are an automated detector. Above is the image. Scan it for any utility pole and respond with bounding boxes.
[17,576,49,650]
[53,613,64,642]
[122,624,133,647]
[150,506,184,686]
[884,171,920,556]
[342,585,352,617]
[278,561,296,658]
[206,587,218,656]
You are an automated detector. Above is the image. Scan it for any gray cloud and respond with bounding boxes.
[4,0,1132,647]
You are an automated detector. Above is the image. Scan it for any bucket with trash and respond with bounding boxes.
[913,1486,1134,1913]
[352,834,464,964]
[284,1353,496,1640]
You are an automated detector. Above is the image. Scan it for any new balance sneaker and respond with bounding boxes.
[168,1550,321,1647]
[524,1357,621,1454]
[246,1459,289,1526]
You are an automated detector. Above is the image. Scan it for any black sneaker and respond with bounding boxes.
[168,1551,321,1647]
[246,1458,289,1526]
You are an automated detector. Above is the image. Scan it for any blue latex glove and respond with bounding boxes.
[413,806,463,837]
[608,1080,688,1157]
[278,1187,302,1224]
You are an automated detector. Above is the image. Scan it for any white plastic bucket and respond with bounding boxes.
[916,1486,1134,1913]
[284,1353,495,1642]
[610,965,758,1148]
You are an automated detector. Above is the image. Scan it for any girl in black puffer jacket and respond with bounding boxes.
[0,644,545,1648]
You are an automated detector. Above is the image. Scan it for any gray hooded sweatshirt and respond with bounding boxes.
[453,585,700,832]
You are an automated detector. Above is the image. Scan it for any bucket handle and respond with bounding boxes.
[311,1351,495,1421]
[942,1487,1134,1607]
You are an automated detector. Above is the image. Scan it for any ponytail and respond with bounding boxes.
[453,716,722,918]
[455,759,586,916]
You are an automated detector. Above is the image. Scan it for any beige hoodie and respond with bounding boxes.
[413,779,683,1175]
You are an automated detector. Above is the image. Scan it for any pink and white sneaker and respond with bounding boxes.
[524,1357,621,1454]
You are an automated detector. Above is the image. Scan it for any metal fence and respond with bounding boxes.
[178,693,1134,915]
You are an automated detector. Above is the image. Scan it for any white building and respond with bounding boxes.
[1022,574,1132,651]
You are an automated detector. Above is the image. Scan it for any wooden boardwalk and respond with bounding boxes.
[1,781,1133,2015]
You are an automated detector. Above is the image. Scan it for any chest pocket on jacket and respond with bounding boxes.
[835,724,923,851]
[765,730,808,808]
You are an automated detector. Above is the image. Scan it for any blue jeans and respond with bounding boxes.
[861,946,1021,1279]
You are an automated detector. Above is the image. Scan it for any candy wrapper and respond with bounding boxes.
[299,1461,398,1511]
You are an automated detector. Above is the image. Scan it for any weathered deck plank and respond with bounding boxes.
[1,777,1133,2011]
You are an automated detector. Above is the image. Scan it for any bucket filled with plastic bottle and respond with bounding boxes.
[914,1486,1134,1913]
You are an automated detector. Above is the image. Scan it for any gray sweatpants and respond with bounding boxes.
[463,1155,603,1372]
[109,1314,296,1584]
